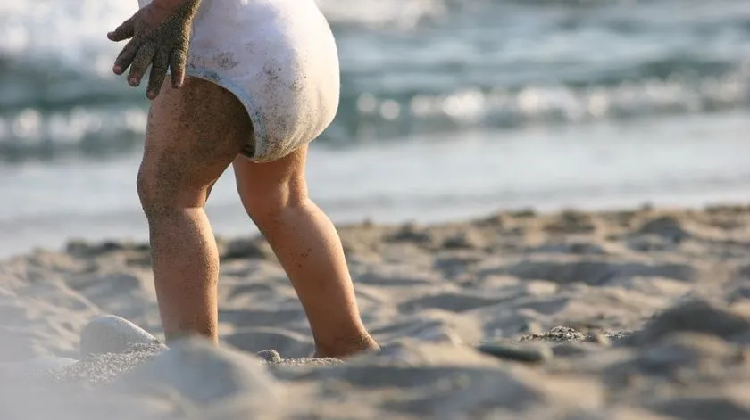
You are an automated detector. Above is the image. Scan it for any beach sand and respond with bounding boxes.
[1,205,749,419]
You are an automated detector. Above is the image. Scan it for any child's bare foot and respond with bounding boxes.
[313,333,381,359]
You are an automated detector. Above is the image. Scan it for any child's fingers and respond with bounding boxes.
[146,51,170,99]
[107,19,135,42]
[112,39,140,75]
[127,43,156,87]
[170,48,188,88]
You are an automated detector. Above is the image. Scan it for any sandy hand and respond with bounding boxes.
[107,0,202,99]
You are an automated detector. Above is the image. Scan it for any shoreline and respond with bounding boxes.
[4,108,750,261]
[5,198,750,261]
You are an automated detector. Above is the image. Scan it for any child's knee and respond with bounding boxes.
[137,162,207,217]
[242,188,306,229]
[237,176,308,225]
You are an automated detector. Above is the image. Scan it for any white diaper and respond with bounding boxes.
[136,0,340,162]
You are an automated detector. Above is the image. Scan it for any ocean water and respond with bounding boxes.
[1,0,749,257]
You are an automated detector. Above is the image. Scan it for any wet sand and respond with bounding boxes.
[1,204,748,419]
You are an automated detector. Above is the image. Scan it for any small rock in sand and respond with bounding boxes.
[522,326,589,342]
[257,349,282,363]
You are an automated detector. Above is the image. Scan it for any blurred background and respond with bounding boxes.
[1,0,749,258]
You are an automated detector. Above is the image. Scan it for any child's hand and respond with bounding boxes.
[107,0,201,99]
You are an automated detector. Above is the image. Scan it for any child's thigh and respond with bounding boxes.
[139,77,254,200]
[232,145,309,212]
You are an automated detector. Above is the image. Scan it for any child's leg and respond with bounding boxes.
[138,77,251,343]
[233,146,379,358]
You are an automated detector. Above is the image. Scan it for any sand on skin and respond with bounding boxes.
[1,205,749,419]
